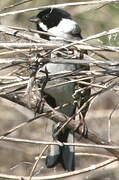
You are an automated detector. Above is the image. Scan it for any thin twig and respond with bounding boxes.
[0,0,118,17]
[29,145,49,180]
[0,0,33,12]
[3,137,119,150]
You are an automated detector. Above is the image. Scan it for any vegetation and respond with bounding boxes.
[0,0,119,179]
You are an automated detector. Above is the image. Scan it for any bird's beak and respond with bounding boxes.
[29,16,40,23]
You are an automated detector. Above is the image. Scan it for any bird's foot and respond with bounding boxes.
[74,119,88,138]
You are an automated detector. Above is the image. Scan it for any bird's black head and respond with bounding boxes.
[29,8,82,41]
[30,8,71,29]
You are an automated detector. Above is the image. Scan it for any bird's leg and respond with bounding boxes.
[78,112,88,138]
[73,92,88,138]
[73,111,88,138]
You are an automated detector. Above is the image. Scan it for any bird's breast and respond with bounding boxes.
[41,63,78,116]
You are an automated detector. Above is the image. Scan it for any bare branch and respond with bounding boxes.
[0,0,118,17]
[3,137,119,150]
[0,0,33,12]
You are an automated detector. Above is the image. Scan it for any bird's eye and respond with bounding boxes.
[43,15,48,21]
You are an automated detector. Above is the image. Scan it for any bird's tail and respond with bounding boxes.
[46,127,75,171]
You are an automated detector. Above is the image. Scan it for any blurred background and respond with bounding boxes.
[0,0,119,179]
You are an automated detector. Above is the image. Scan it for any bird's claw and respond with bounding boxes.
[74,120,88,138]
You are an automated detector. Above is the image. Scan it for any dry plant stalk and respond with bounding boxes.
[0,1,119,179]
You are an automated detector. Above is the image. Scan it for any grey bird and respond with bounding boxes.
[29,8,90,171]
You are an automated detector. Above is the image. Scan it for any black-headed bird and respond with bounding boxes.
[29,8,90,171]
